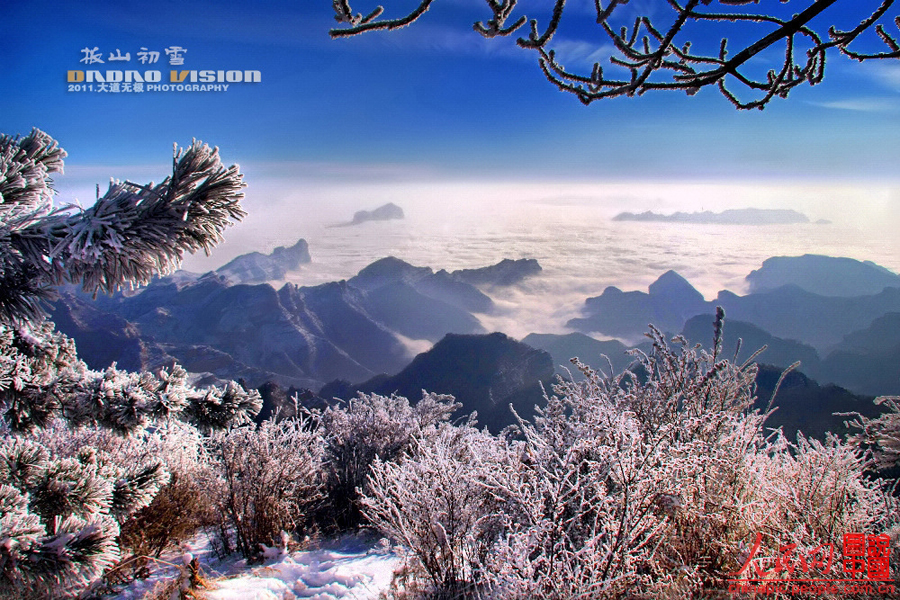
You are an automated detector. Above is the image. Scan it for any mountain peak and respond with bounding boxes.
[648,270,703,303]
[746,255,900,297]
[216,239,311,284]
[450,258,542,287]
[349,257,433,291]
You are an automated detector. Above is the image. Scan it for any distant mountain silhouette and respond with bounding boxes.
[754,365,881,442]
[51,284,282,386]
[328,333,555,433]
[330,203,405,227]
[350,256,433,290]
[55,274,410,388]
[680,314,822,374]
[819,313,900,396]
[715,285,900,352]
[349,256,494,315]
[358,281,485,342]
[348,256,544,316]
[563,259,900,398]
[521,332,633,379]
[567,262,900,356]
[567,270,708,339]
[746,254,900,297]
[216,238,311,284]
[613,208,810,225]
[450,258,542,287]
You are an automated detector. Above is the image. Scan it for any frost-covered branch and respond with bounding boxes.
[0,322,261,434]
[845,395,900,470]
[330,0,900,109]
[1,129,246,325]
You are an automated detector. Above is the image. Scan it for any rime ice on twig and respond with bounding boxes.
[331,0,900,109]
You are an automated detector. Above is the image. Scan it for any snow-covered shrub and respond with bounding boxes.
[0,323,260,595]
[361,421,517,598]
[846,395,900,471]
[364,315,898,599]
[117,421,217,561]
[210,416,325,560]
[481,323,897,599]
[319,391,460,530]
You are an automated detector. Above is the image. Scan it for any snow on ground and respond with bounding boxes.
[110,532,400,600]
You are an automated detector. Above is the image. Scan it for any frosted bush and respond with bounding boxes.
[483,326,896,599]
[363,316,898,599]
[319,391,460,530]
[845,395,900,471]
[0,323,261,434]
[113,421,217,561]
[362,421,517,598]
[210,416,325,560]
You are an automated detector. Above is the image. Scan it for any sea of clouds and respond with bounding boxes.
[57,171,900,341]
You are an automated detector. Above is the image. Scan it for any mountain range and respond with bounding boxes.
[50,245,899,436]
[563,254,900,396]
[612,208,813,225]
[51,247,542,390]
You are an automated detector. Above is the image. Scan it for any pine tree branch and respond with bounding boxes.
[1,133,247,325]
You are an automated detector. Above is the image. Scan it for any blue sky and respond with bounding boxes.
[2,1,900,191]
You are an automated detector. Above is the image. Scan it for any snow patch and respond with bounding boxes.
[110,534,399,600]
